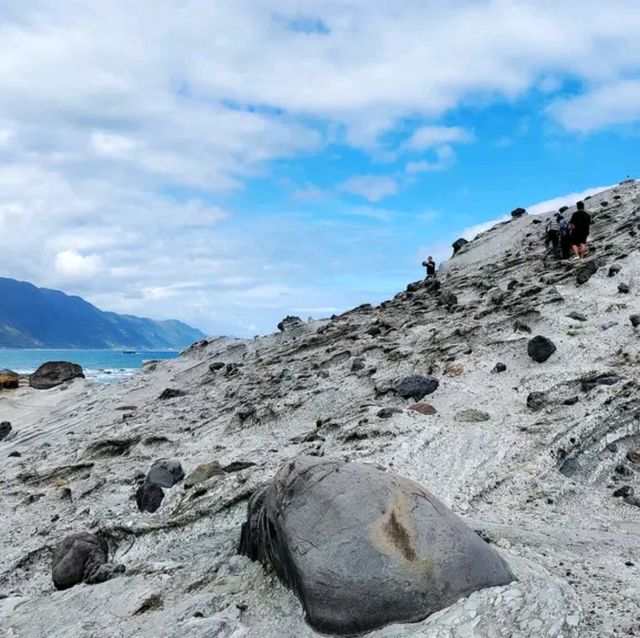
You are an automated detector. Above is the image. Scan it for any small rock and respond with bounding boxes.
[0,421,12,440]
[563,396,579,406]
[618,283,630,294]
[513,320,531,334]
[277,315,303,332]
[29,361,84,390]
[626,450,640,464]
[491,363,507,374]
[452,238,469,255]
[445,363,464,377]
[615,464,633,477]
[613,486,634,498]
[601,321,618,331]
[576,261,598,285]
[527,392,547,411]
[566,312,587,322]
[630,315,640,328]
[351,358,366,372]
[608,264,622,277]
[209,361,225,372]
[377,408,402,419]
[408,403,437,416]
[146,459,185,488]
[527,336,557,363]
[455,409,490,423]
[184,462,225,488]
[8,451,21,458]
[395,375,439,402]
[0,369,19,389]
[511,207,526,218]
[606,442,619,453]
[136,481,165,513]
[158,388,187,400]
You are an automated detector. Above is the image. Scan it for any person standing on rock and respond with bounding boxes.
[422,256,436,279]
[545,214,562,258]
[570,201,591,259]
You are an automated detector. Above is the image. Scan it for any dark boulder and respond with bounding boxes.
[0,369,19,389]
[618,282,630,294]
[136,481,165,513]
[377,408,402,419]
[0,421,11,440]
[630,315,640,328]
[613,486,634,498]
[29,361,84,390]
[52,531,124,590]
[277,315,303,332]
[146,459,184,488]
[513,319,532,334]
[576,261,598,285]
[158,388,186,400]
[566,312,587,322]
[395,375,439,401]
[491,363,507,374]
[558,206,569,213]
[451,238,469,255]
[626,450,640,464]
[239,456,514,636]
[209,361,226,372]
[526,392,547,411]
[511,207,527,218]
[527,336,557,363]
[608,264,622,277]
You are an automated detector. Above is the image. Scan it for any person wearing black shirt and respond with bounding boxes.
[570,201,591,258]
[422,256,436,279]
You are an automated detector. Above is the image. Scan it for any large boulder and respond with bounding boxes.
[0,369,19,389]
[239,456,515,636]
[277,315,303,332]
[395,375,439,401]
[451,238,469,255]
[29,361,84,390]
[511,207,527,218]
[527,336,557,363]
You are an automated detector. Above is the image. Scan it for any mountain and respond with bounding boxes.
[0,277,206,349]
[1,180,640,637]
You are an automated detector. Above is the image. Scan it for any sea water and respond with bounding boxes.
[0,349,179,383]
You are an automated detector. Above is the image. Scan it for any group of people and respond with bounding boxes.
[545,200,591,260]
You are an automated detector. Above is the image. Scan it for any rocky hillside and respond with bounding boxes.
[1,180,639,637]
[0,277,205,349]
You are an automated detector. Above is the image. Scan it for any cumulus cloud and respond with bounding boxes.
[406,146,456,174]
[340,175,399,202]
[405,126,474,151]
[55,250,103,280]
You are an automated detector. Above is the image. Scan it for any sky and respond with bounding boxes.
[0,1,638,337]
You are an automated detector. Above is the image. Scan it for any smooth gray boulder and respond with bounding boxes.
[239,456,515,636]
[29,361,84,390]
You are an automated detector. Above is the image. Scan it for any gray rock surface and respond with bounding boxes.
[239,456,514,635]
[29,361,84,390]
[146,459,185,488]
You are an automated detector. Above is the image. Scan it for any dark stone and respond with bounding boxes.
[375,408,400,419]
[8,451,21,457]
[526,392,546,411]
[408,403,437,415]
[563,396,579,406]
[395,375,439,401]
[351,358,366,372]
[0,369,19,389]
[613,486,634,498]
[511,207,526,218]
[507,280,519,291]
[513,320,531,334]
[158,388,186,400]
[576,261,598,285]
[223,461,256,473]
[491,363,507,374]
[209,361,225,372]
[146,459,184,488]
[29,361,84,390]
[618,283,630,294]
[601,321,618,331]
[608,264,622,277]
[566,312,587,322]
[52,532,124,590]
[615,464,633,477]
[606,442,618,453]
[239,456,514,636]
[630,315,640,328]
[626,450,640,464]
[559,457,580,478]
[136,481,165,513]
[0,421,11,440]
[452,238,469,255]
[581,373,621,392]
[527,336,557,363]
[558,206,569,213]
[277,315,303,332]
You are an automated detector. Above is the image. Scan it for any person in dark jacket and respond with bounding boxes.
[422,256,436,278]
[570,201,591,258]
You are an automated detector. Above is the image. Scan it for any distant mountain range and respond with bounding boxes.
[0,277,206,349]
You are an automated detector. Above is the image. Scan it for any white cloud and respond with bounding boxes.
[406,126,473,151]
[548,80,640,132]
[91,132,137,155]
[526,185,613,214]
[340,175,398,202]
[55,250,103,279]
[406,145,456,173]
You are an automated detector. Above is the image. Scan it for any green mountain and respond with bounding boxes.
[0,277,206,349]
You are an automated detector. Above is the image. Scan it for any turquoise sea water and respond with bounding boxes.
[0,349,179,383]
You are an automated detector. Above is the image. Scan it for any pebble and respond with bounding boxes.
[0,421,12,440]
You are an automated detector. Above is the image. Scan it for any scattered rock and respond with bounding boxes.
[581,373,621,392]
[527,335,557,363]
[513,319,531,334]
[455,409,490,423]
[613,486,633,498]
[527,392,547,411]
[0,369,19,389]
[29,361,84,390]
[618,282,630,294]
[566,312,587,322]
[395,375,439,401]
[158,388,187,400]
[209,361,226,372]
[223,461,256,473]
[576,261,598,285]
[239,456,514,636]
[277,315,303,332]
[630,315,640,328]
[408,403,437,415]
[184,462,224,488]
[608,264,622,277]
[52,531,124,590]
[136,481,165,513]
[0,421,12,440]
[377,408,402,419]
[451,238,469,255]
[8,451,21,458]
[563,396,579,406]
[444,363,464,376]
[511,207,526,218]
[147,459,185,488]
[351,358,366,372]
[626,450,640,464]
[491,362,507,373]
[601,321,618,331]
[439,291,458,308]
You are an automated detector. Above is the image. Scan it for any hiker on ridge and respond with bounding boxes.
[570,201,591,259]
[422,256,436,279]
[545,214,562,258]
[558,212,571,259]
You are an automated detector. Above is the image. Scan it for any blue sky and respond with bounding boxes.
[0,2,638,336]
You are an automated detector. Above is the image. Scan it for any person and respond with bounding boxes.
[570,201,591,258]
[558,213,571,259]
[422,256,436,278]
[545,214,562,258]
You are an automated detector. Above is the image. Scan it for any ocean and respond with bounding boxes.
[0,349,180,383]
